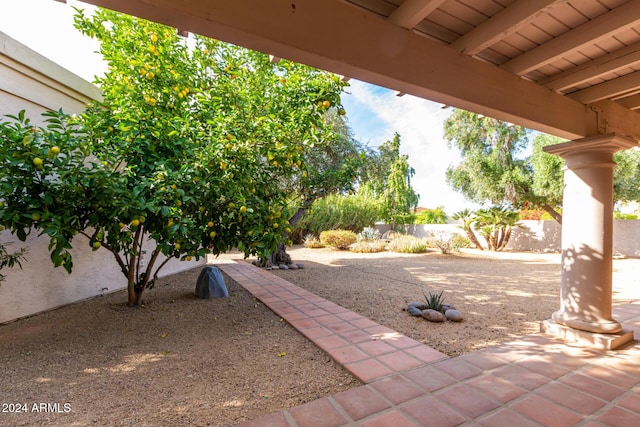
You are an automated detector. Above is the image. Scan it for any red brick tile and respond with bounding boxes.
[403,365,458,392]
[288,398,348,427]
[404,345,448,364]
[370,375,424,405]
[537,382,606,414]
[361,410,418,427]
[400,395,466,426]
[299,326,333,339]
[314,334,349,351]
[458,352,506,371]
[306,308,330,318]
[561,373,626,401]
[330,345,370,364]
[288,317,320,330]
[435,384,500,418]
[326,322,357,334]
[341,329,375,344]
[516,355,573,379]
[478,408,540,427]
[433,358,483,381]
[358,340,397,356]
[467,374,526,403]
[378,351,423,372]
[350,317,379,328]
[385,335,422,350]
[512,395,583,427]
[332,386,391,421]
[582,364,640,389]
[491,364,550,390]
[313,314,342,325]
[619,392,640,414]
[345,358,395,383]
[336,311,363,321]
[596,406,640,427]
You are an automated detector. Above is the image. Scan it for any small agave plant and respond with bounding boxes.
[423,290,445,311]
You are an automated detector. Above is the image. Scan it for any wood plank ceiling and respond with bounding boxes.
[79,0,640,142]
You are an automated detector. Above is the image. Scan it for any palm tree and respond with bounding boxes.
[452,209,483,250]
[473,207,521,251]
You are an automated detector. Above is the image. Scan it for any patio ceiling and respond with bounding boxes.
[80,0,640,142]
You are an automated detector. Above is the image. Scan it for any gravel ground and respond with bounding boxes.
[1,246,638,426]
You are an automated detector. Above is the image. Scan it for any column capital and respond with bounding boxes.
[543,133,636,159]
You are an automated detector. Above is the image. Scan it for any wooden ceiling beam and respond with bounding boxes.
[387,0,446,29]
[501,0,640,76]
[451,0,566,56]
[569,71,640,104]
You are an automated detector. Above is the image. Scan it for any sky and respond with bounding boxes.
[0,0,476,214]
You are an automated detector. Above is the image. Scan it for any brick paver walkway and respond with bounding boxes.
[216,259,640,427]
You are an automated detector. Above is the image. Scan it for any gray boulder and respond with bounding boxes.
[445,309,464,322]
[408,301,427,310]
[440,304,456,313]
[195,266,229,299]
[288,263,299,270]
[407,305,423,316]
[422,309,445,322]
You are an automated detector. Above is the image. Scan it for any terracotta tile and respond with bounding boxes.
[357,340,397,357]
[536,382,606,414]
[342,329,376,344]
[582,364,640,389]
[619,392,640,414]
[458,352,506,371]
[467,374,526,403]
[516,355,573,379]
[314,335,350,351]
[299,326,333,340]
[313,314,342,325]
[345,358,395,383]
[596,406,640,427]
[404,365,458,392]
[561,373,626,401]
[401,395,466,426]
[288,317,320,330]
[332,386,391,421]
[384,335,421,350]
[404,345,448,364]
[364,325,398,337]
[330,345,370,365]
[326,322,358,334]
[336,311,363,321]
[433,358,483,381]
[370,375,424,405]
[288,398,348,427]
[378,351,423,372]
[435,384,500,418]
[350,317,379,329]
[491,364,550,390]
[512,395,583,427]
[478,408,541,427]
[306,308,331,318]
[237,411,291,427]
[361,410,418,427]
[323,304,350,315]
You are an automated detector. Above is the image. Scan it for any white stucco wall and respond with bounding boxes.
[0,32,204,324]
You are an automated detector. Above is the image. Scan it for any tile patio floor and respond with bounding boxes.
[215,260,640,427]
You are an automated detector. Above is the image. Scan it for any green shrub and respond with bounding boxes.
[425,231,470,254]
[350,240,387,253]
[293,194,382,243]
[319,229,358,250]
[415,207,448,224]
[423,290,445,311]
[614,212,638,220]
[302,234,324,249]
[387,235,428,253]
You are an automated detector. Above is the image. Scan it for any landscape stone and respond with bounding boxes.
[408,301,427,310]
[407,306,423,316]
[296,263,304,269]
[441,304,456,313]
[445,309,464,322]
[288,263,299,270]
[422,309,445,322]
[279,264,289,270]
[195,266,229,299]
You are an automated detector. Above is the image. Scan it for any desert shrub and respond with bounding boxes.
[350,240,387,253]
[424,290,445,311]
[614,212,638,220]
[293,194,382,243]
[425,231,470,254]
[302,234,324,249]
[358,226,380,241]
[387,235,428,253]
[319,229,358,250]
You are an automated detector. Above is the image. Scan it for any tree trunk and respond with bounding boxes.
[464,227,484,250]
[541,204,562,224]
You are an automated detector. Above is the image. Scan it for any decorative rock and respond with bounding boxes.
[408,301,427,310]
[440,304,457,313]
[279,264,289,270]
[422,309,445,322]
[288,263,299,270]
[407,306,423,316]
[195,266,229,299]
[296,263,304,269]
[445,309,464,322]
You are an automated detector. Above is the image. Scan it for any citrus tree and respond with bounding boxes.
[0,9,347,305]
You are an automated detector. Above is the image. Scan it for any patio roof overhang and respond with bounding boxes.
[78,0,640,143]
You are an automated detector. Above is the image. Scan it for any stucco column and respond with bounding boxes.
[544,133,635,334]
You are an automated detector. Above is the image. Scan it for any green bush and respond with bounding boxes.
[350,240,387,253]
[292,194,382,243]
[319,229,358,250]
[614,212,638,220]
[415,207,448,224]
[387,235,428,253]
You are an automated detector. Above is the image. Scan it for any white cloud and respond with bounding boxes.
[342,80,477,214]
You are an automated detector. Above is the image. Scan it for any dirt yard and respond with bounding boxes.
[1,246,638,426]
